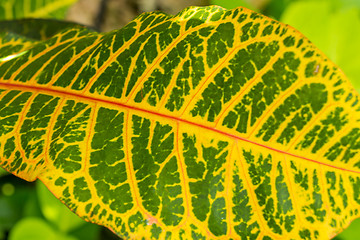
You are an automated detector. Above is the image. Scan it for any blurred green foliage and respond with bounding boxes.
[280,0,360,91]
[1,0,360,239]
[0,175,104,240]
[211,0,258,11]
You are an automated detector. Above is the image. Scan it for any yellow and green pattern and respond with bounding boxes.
[0,6,360,239]
[0,0,77,20]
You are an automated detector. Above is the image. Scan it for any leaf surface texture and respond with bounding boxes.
[0,6,360,239]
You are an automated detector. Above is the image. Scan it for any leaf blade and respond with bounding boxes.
[1,6,360,239]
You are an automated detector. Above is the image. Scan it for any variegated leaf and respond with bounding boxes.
[1,6,360,240]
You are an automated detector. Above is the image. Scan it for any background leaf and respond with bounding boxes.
[281,0,360,91]
[0,0,77,20]
[0,174,102,240]
[0,168,8,177]
[37,182,85,233]
[211,0,257,11]
[334,218,360,240]
[8,217,77,240]
[0,19,91,41]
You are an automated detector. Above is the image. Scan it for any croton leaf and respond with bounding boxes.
[0,0,77,20]
[0,5,360,239]
[0,19,90,41]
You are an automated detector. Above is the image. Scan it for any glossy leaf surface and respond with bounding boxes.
[1,6,360,239]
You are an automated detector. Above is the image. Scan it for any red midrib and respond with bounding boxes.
[1,81,359,174]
